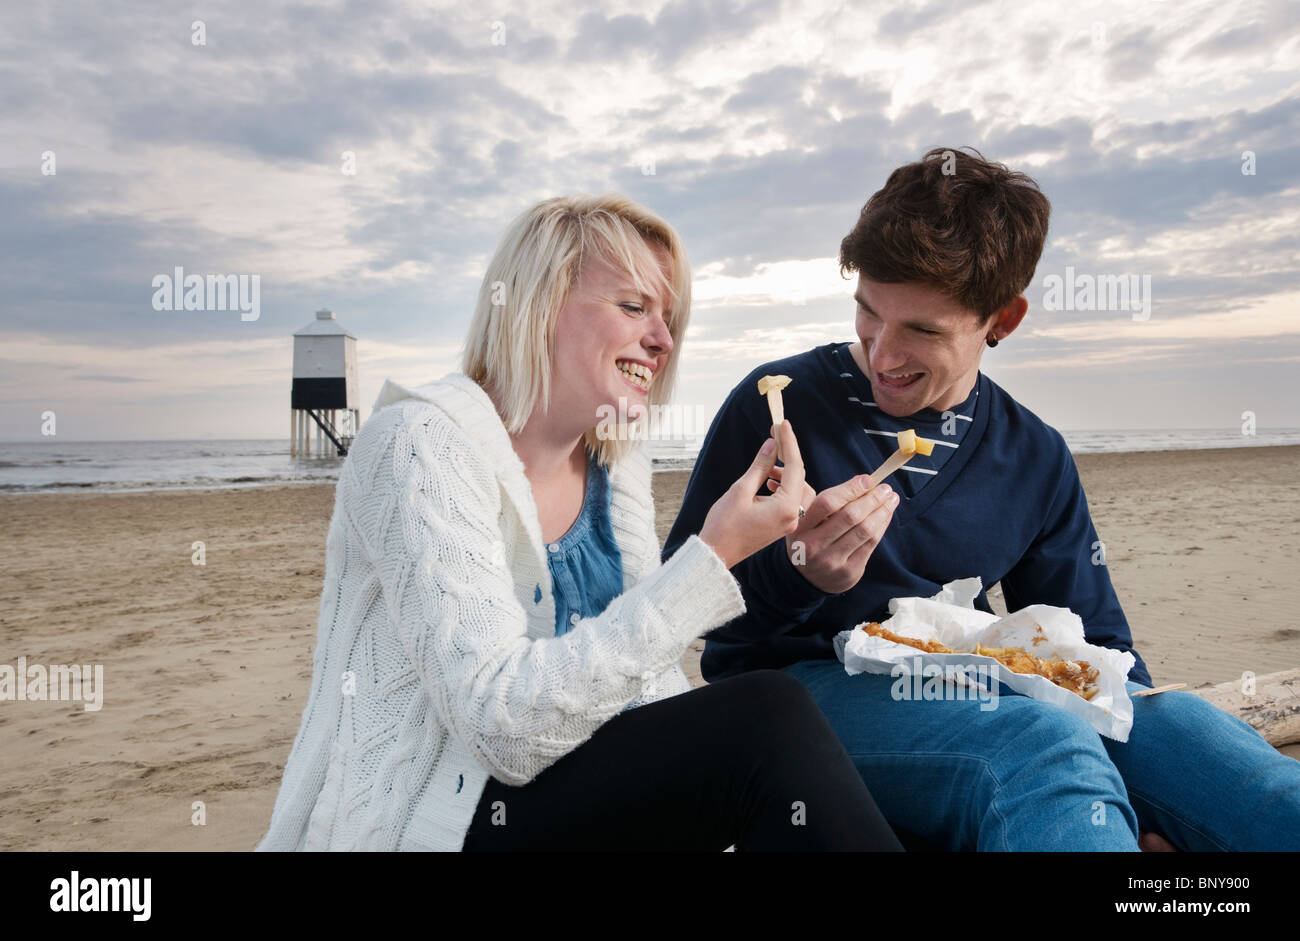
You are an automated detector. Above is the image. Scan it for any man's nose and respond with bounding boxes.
[869,327,907,371]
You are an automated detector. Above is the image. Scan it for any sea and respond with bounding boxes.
[2,429,1298,495]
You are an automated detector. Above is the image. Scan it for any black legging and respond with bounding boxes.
[461,669,903,851]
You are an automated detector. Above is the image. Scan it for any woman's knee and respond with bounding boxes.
[726,669,823,718]
[715,669,848,755]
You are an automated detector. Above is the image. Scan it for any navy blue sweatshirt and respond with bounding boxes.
[663,342,1153,688]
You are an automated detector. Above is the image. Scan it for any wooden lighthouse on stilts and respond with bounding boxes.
[291,308,359,458]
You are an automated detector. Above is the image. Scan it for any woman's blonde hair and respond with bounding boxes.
[462,193,691,466]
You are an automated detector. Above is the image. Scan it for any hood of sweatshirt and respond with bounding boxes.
[370,371,654,582]
[370,373,531,488]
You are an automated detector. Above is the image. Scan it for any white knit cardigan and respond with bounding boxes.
[256,373,746,851]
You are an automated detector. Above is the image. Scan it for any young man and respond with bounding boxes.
[664,147,1300,851]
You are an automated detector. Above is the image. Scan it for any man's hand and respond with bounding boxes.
[767,467,900,594]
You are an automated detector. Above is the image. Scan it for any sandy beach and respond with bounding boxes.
[2,445,1297,851]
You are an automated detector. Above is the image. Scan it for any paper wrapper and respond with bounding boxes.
[834,577,1136,741]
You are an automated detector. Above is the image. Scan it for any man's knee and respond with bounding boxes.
[984,703,1133,827]
[973,704,1138,847]
[992,701,1117,774]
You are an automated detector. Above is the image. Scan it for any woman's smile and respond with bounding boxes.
[615,358,654,394]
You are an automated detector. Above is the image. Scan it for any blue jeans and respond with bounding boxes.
[781,659,1300,851]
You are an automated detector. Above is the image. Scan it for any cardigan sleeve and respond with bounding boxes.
[622,446,662,584]
[355,402,746,786]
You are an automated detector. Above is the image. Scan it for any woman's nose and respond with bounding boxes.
[644,312,673,356]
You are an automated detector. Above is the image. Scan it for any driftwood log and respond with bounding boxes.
[1188,668,1300,747]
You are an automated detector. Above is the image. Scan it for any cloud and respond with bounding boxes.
[878,0,990,38]
[684,320,853,362]
[693,256,848,307]
[0,0,1296,441]
[567,0,783,66]
[1185,1,1297,62]
[724,66,814,113]
[1105,26,1164,84]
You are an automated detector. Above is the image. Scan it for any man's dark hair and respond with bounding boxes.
[839,147,1051,321]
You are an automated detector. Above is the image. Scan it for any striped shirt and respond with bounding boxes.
[828,343,978,498]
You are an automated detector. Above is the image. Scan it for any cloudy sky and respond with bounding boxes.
[1,0,1296,441]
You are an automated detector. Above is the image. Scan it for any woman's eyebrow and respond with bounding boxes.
[605,290,651,306]
[611,281,669,307]
[606,278,648,297]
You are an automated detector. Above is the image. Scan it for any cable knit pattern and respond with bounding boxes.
[256,373,746,851]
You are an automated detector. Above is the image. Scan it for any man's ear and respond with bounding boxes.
[988,295,1028,341]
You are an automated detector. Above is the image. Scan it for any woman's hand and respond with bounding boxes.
[698,420,806,569]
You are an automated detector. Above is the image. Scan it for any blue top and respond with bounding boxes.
[663,341,1153,688]
[545,455,624,637]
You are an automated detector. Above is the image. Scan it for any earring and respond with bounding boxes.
[986,334,999,348]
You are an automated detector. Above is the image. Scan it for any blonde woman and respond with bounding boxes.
[257,194,901,851]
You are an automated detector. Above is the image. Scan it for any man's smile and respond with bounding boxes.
[875,370,924,390]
